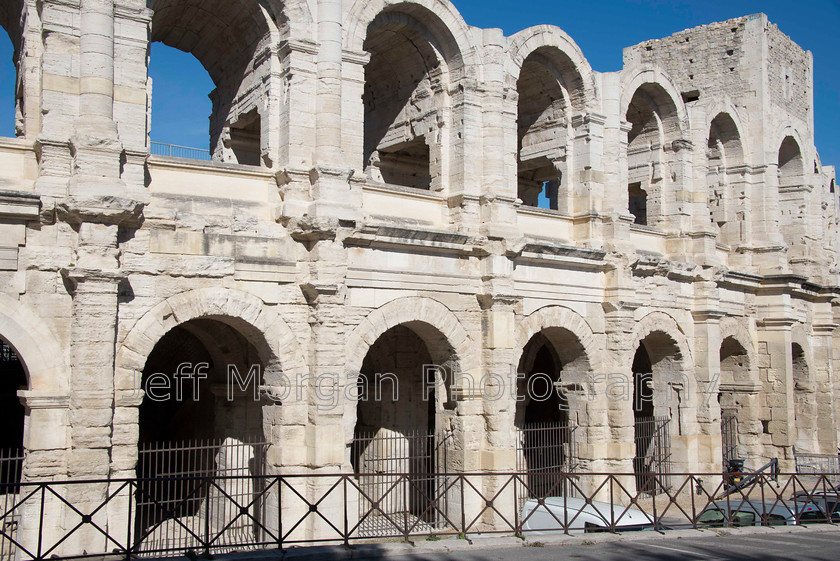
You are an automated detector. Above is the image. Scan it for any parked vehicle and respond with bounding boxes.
[696,499,826,527]
[520,496,656,535]
[792,491,840,522]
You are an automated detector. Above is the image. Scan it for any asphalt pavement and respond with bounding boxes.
[267,525,840,561]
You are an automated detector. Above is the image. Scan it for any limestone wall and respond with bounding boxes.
[0,0,836,547]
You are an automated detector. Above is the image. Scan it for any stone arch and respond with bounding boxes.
[346,297,476,379]
[148,0,285,165]
[507,26,597,110]
[149,0,279,85]
[718,317,757,379]
[354,1,476,192]
[509,30,594,211]
[344,0,477,71]
[628,311,694,415]
[514,307,599,486]
[629,311,695,484]
[516,306,600,375]
[116,287,308,392]
[776,132,808,255]
[717,318,760,464]
[345,297,476,445]
[620,66,689,228]
[619,66,689,131]
[629,311,692,368]
[345,297,475,522]
[0,1,22,57]
[778,134,805,188]
[0,294,68,393]
[707,113,747,246]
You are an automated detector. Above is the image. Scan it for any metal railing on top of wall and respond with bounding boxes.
[150,142,211,161]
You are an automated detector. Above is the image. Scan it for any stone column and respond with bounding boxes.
[601,295,639,496]
[569,113,607,246]
[755,319,795,469]
[16,391,70,557]
[315,0,343,165]
[749,162,788,273]
[691,310,725,473]
[810,321,837,454]
[72,0,123,183]
[295,224,349,540]
[62,259,123,556]
[477,290,519,530]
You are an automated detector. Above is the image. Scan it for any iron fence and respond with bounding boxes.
[1,469,838,560]
[0,448,24,561]
[794,448,840,478]
[634,416,672,495]
[351,430,450,537]
[516,423,578,510]
[721,410,739,465]
[150,142,211,161]
[135,438,268,555]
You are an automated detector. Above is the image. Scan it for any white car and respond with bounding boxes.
[520,496,656,535]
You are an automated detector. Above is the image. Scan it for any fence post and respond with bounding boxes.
[343,477,349,547]
[277,474,283,551]
[460,474,466,536]
[403,475,409,542]
[126,481,133,560]
[37,484,45,561]
[204,477,211,556]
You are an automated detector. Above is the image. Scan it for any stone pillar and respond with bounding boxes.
[749,162,788,273]
[448,75,483,230]
[16,391,70,557]
[810,322,837,454]
[62,260,122,556]
[72,0,123,183]
[315,0,343,166]
[113,3,153,191]
[601,296,639,494]
[569,113,607,246]
[691,310,724,473]
[476,290,519,530]
[755,320,795,469]
[295,224,349,540]
[477,29,518,240]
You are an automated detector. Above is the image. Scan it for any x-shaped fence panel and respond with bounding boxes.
[0,470,836,559]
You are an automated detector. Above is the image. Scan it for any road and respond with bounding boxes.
[324,528,840,561]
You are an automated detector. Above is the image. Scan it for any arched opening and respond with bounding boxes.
[515,328,588,501]
[0,337,26,487]
[718,337,753,466]
[135,318,269,551]
[632,333,682,495]
[791,343,816,454]
[148,43,214,160]
[516,49,577,210]
[148,0,276,166]
[351,323,457,535]
[0,3,21,139]
[625,84,681,228]
[830,178,835,194]
[778,136,804,189]
[362,10,454,191]
[778,136,806,252]
[707,113,745,246]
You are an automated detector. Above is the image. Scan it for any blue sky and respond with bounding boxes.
[0,0,837,167]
